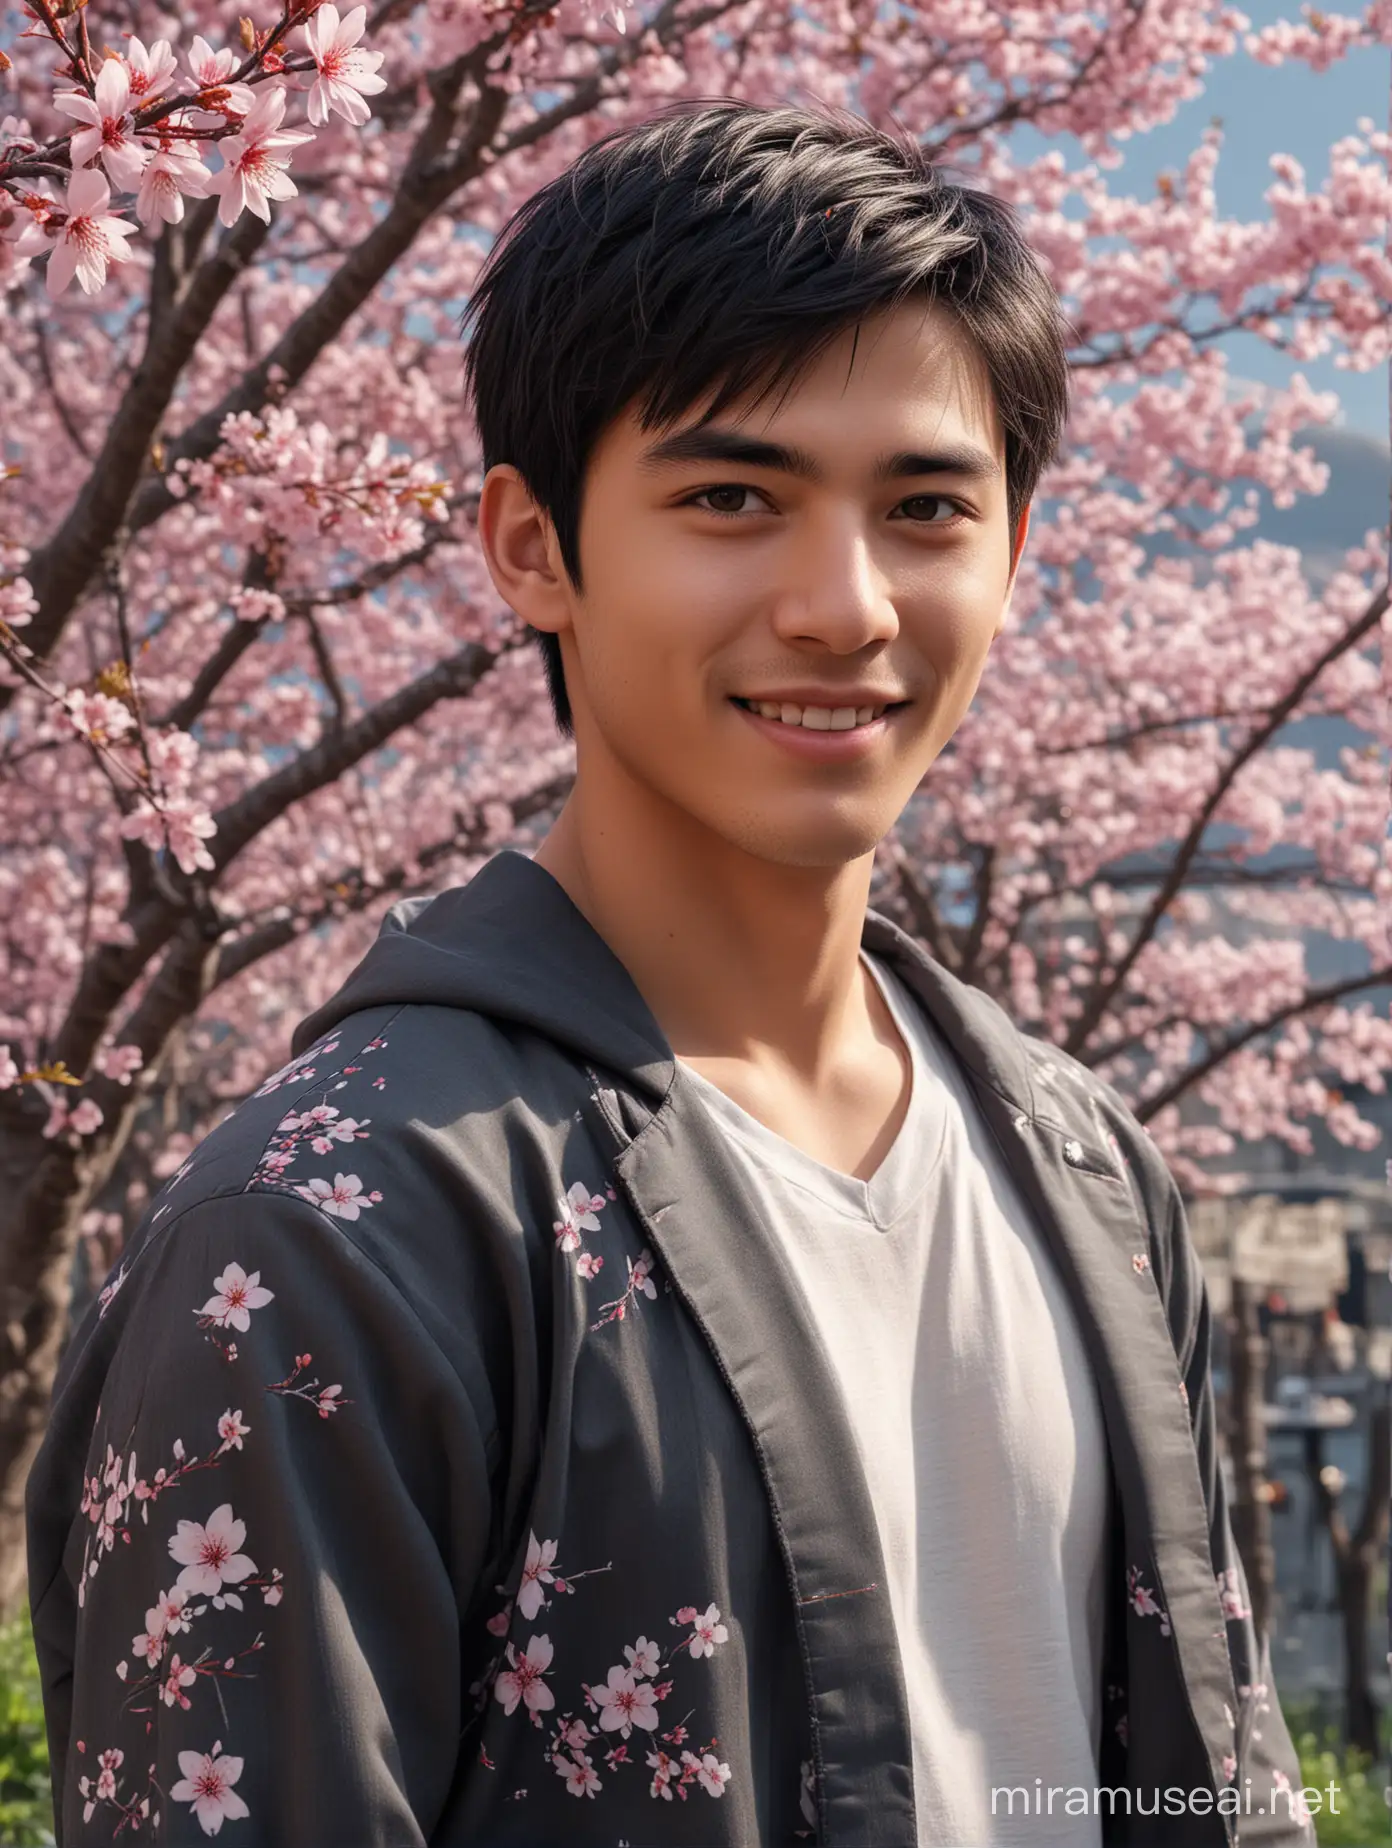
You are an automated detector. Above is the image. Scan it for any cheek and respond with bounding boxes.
[576,540,753,710]
[904,558,1010,676]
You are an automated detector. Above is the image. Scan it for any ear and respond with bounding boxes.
[476,463,575,636]
[993,505,1031,639]
[1010,505,1031,577]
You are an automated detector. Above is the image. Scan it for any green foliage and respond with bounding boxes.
[1294,1714,1390,1848]
[0,1612,55,1847]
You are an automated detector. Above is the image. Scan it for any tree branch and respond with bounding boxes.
[123,52,510,541]
[1134,964,1392,1124]
[881,836,963,973]
[9,209,273,703]
[1062,583,1389,1058]
[48,631,522,1081]
[212,768,573,987]
[206,635,519,874]
[157,550,277,733]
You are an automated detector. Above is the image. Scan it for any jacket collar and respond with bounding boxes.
[294,848,1039,1125]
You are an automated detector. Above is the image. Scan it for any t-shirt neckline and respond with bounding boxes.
[676,950,949,1230]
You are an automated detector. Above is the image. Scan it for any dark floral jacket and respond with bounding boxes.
[27,849,1313,1846]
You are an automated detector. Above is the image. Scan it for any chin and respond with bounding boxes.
[710,802,896,871]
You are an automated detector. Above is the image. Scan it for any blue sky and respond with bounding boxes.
[1016,18,1390,442]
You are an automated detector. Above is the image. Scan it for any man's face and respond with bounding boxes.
[519,302,1024,868]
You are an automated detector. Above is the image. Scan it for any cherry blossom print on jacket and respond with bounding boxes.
[27,849,1313,1846]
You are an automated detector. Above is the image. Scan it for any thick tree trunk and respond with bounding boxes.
[0,1197,83,1619]
[0,1079,150,1619]
[1227,1276,1277,1646]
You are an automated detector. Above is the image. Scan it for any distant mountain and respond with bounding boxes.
[1255,425,1389,587]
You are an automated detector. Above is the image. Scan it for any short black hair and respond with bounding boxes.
[463,100,1070,737]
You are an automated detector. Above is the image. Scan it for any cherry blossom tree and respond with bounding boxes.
[1,0,1389,1613]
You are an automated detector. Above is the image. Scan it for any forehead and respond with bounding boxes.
[624,300,1005,464]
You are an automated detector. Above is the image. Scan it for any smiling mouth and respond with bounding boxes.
[730,697,908,732]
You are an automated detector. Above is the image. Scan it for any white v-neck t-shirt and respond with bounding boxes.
[679,951,1110,1846]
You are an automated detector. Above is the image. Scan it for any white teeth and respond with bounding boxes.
[742,700,888,729]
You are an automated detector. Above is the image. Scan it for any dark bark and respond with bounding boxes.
[1306,1389,1391,1757]
[6,210,272,699]
[1227,1277,1277,1648]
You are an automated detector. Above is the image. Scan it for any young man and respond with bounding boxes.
[28,103,1311,1846]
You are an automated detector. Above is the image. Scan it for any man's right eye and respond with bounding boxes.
[685,485,768,517]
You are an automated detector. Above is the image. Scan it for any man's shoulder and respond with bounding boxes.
[171,998,582,1193]
[97,998,592,1335]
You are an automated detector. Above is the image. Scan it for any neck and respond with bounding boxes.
[533,757,881,1087]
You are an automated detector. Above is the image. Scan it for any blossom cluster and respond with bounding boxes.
[177,408,453,562]
[0,2,384,294]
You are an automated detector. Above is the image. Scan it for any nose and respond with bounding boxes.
[768,514,899,654]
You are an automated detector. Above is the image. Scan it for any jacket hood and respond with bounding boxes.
[291,847,1037,1117]
[290,849,676,1100]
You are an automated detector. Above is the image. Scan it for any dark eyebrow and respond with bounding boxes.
[637,424,1002,484]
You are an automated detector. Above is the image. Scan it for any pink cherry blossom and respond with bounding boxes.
[170,1747,251,1833]
[68,1098,104,1136]
[117,788,218,873]
[555,1751,602,1797]
[293,1171,378,1219]
[198,1262,274,1332]
[52,59,149,192]
[485,1602,513,1637]
[64,689,134,744]
[131,1610,168,1667]
[1216,1566,1251,1621]
[301,4,386,128]
[630,1250,658,1299]
[95,1042,143,1084]
[40,167,137,298]
[591,1665,660,1737]
[121,35,177,102]
[207,86,312,228]
[159,1652,197,1709]
[517,1531,557,1620]
[168,1502,256,1595]
[623,1635,660,1677]
[136,140,212,227]
[185,37,255,116]
[688,1603,729,1658]
[492,1633,555,1717]
[690,1750,733,1797]
[216,1408,250,1451]
[553,1180,605,1251]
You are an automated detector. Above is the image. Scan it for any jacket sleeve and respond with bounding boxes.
[31,1187,495,1846]
[1161,1176,1317,1848]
